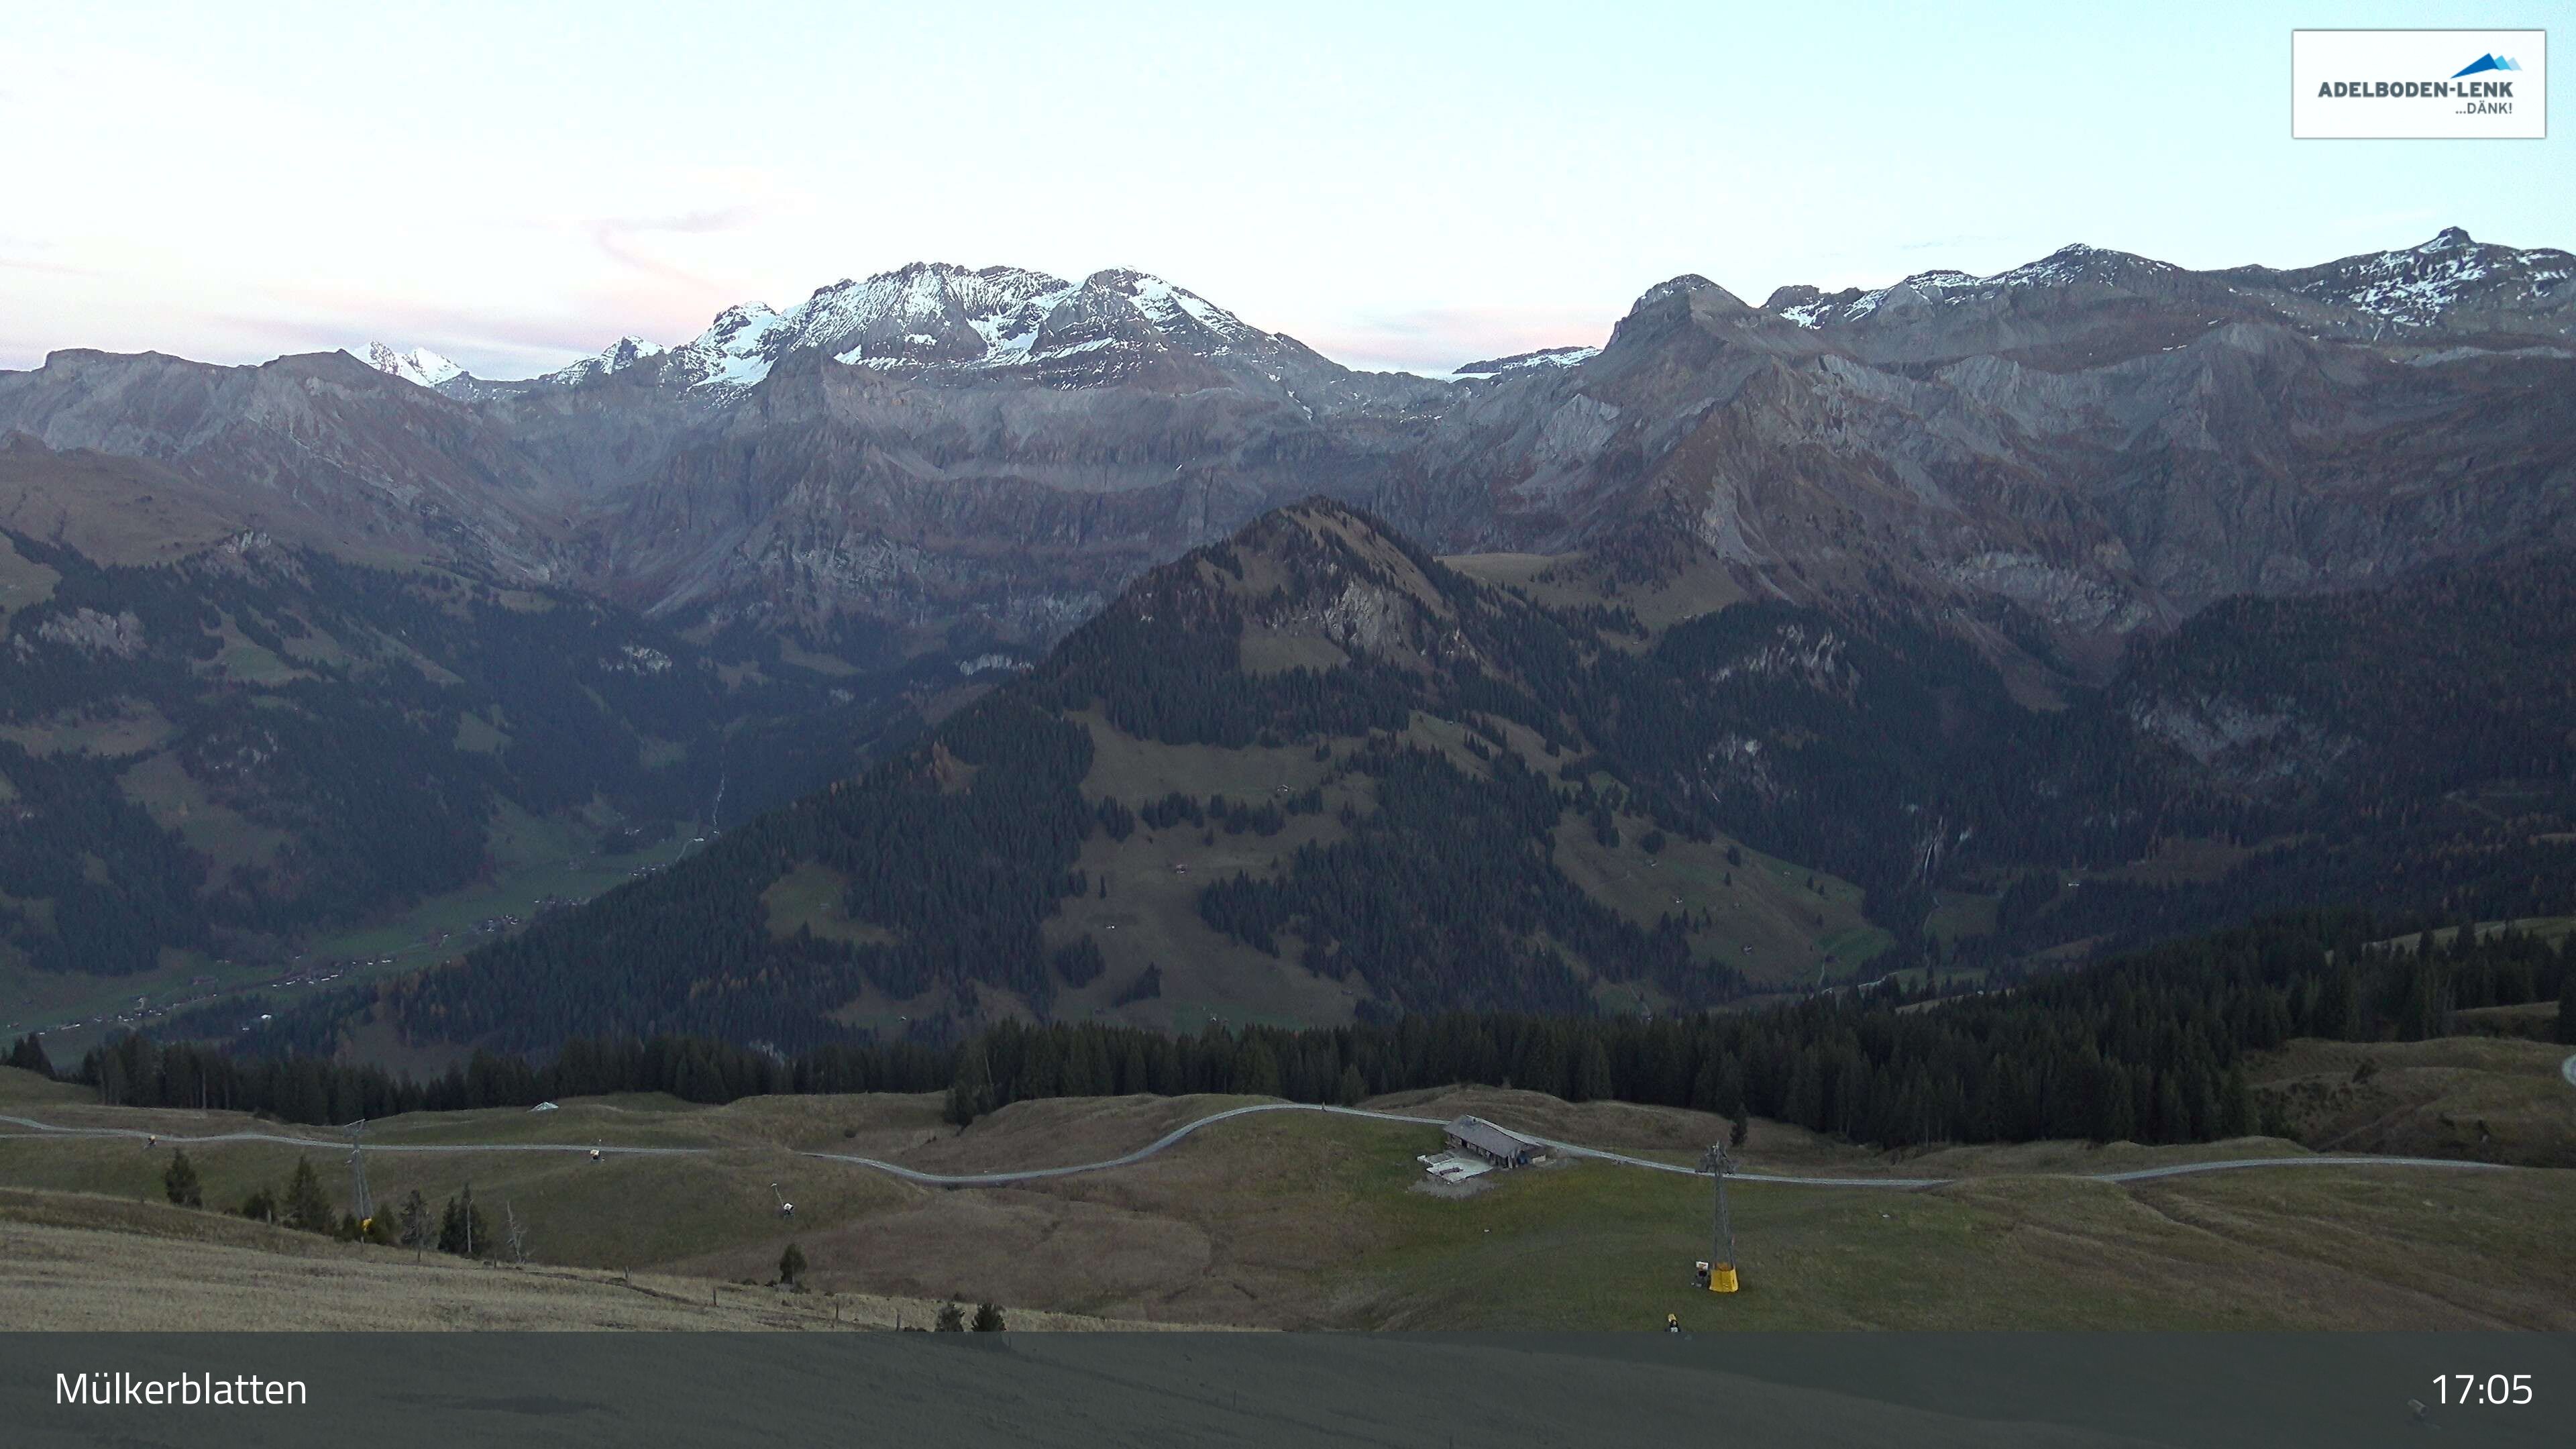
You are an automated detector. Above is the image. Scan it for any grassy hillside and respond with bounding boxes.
[0,1063,81,1104]
[2249,1035,2575,1166]
[0,1187,1173,1331]
[1036,706,1884,1028]
[5,1074,2566,1332]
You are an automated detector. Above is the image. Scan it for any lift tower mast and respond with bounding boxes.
[345,1118,374,1226]
[1697,1144,1740,1293]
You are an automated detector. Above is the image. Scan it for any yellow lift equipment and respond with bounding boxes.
[1693,1144,1740,1294]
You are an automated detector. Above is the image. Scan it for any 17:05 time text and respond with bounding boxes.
[2434,1374,2533,1406]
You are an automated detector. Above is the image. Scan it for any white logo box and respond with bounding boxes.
[2294,30,2546,139]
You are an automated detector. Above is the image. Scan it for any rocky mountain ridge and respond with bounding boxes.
[2,229,2567,680]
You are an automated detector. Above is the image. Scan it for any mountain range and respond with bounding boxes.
[3,228,2572,1050]
[7,228,2567,669]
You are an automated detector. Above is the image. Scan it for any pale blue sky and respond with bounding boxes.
[3,0,2566,374]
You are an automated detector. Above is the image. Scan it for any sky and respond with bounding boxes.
[3,1,2569,376]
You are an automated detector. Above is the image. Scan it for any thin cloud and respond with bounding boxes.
[1896,233,2004,253]
[588,205,765,294]
[0,255,98,277]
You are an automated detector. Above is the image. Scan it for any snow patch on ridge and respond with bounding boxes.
[1120,271,1246,341]
[1762,229,2575,335]
[2292,229,2575,328]
[362,343,466,389]
[1452,346,1601,377]
[1783,245,2180,328]
[544,335,665,385]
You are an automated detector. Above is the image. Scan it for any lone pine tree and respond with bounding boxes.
[396,1189,433,1250]
[437,1185,491,1258]
[161,1148,203,1208]
[282,1158,335,1233]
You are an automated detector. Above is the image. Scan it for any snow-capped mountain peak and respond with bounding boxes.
[2284,227,2576,329]
[1088,268,1251,341]
[362,343,466,389]
[795,262,1071,368]
[1755,229,2575,339]
[543,335,666,386]
[699,302,784,351]
[1772,245,2174,328]
[1634,275,1723,309]
[544,261,1317,398]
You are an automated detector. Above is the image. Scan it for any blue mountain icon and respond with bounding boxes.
[2451,54,2524,78]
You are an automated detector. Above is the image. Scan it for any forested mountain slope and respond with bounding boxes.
[346,499,1809,1051]
[0,437,942,1030]
[247,500,2576,1059]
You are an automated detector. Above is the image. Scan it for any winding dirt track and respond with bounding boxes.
[2,1104,2523,1190]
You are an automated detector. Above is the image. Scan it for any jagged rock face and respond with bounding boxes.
[1421,232,2576,665]
[2,233,2569,670]
[0,350,572,581]
[2124,693,2358,791]
[574,357,1448,637]
[33,606,146,657]
[380,261,1456,633]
